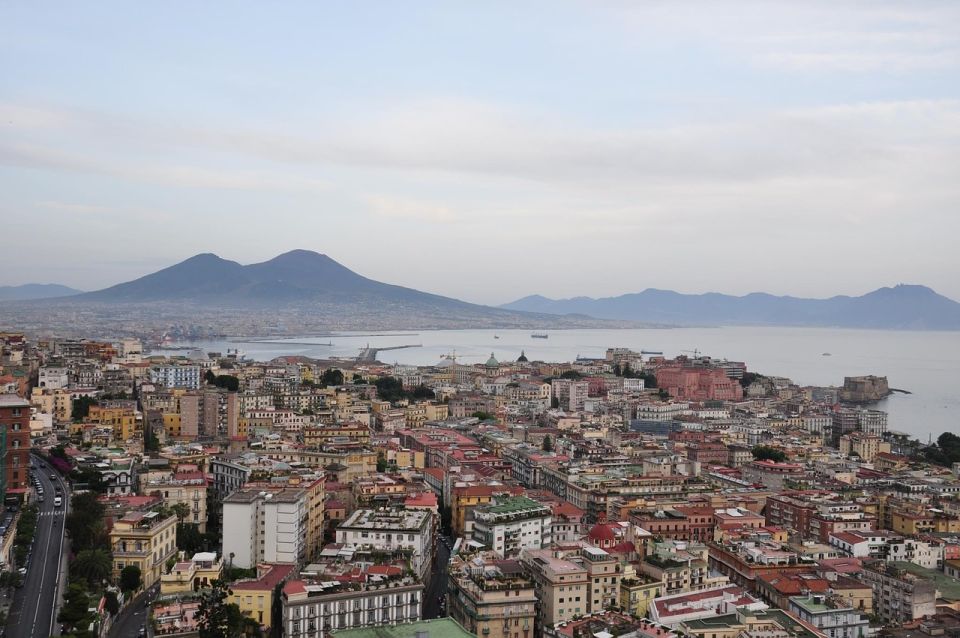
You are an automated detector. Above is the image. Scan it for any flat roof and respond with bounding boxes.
[331,618,474,638]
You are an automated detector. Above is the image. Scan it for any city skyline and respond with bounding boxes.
[2,2,959,304]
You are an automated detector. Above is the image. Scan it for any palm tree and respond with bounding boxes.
[70,549,113,588]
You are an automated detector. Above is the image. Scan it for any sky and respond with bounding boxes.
[1,1,959,305]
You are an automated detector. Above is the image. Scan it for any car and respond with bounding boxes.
[138,626,146,637]
[49,474,56,480]
[53,496,62,507]
[17,567,26,576]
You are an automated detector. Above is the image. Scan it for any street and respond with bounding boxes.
[422,533,452,620]
[5,455,69,638]
[106,583,157,638]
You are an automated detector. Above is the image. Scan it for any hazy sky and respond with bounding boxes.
[2,1,958,304]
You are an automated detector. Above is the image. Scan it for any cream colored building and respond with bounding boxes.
[520,548,588,628]
[141,468,209,532]
[448,552,536,638]
[111,510,178,590]
[160,551,223,596]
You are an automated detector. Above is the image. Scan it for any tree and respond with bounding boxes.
[120,564,142,593]
[177,523,205,554]
[542,435,553,452]
[70,549,113,588]
[58,582,92,629]
[196,579,246,638]
[560,370,582,380]
[376,455,388,473]
[551,397,560,409]
[171,502,191,523]
[66,492,107,552]
[612,363,622,376]
[71,396,97,421]
[104,590,120,615]
[472,411,494,421]
[320,369,344,387]
[374,376,406,403]
[205,369,217,384]
[411,384,435,400]
[752,445,787,463]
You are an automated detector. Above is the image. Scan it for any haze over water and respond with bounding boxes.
[176,327,960,443]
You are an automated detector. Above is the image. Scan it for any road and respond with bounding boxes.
[6,455,69,638]
[107,582,157,638]
[423,534,452,620]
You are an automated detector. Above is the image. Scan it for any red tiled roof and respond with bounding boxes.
[233,563,296,591]
[282,580,307,596]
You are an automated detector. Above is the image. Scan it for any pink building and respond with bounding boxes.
[655,366,743,401]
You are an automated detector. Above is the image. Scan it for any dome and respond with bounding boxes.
[588,523,617,543]
[485,352,500,368]
[517,350,528,363]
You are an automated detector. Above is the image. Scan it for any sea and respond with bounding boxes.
[168,326,960,443]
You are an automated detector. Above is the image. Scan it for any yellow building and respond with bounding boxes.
[287,476,325,562]
[160,552,223,596]
[424,402,449,421]
[88,404,139,442]
[110,510,178,590]
[141,469,209,532]
[404,403,427,428]
[163,412,182,438]
[229,563,296,629]
[620,576,663,617]
[838,433,891,462]
[302,423,370,448]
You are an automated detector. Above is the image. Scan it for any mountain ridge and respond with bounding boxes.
[0,283,83,301]
[501,284,960,330]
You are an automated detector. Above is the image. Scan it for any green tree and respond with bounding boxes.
[170,502,191,523]
[542,435,554,452]
[66,492,107,552]
[120,564,142,593]
[71,396,98,421]
[471,411,494,421]
[411,384,435,400]
[752,445,788,463]
[374,376,406,403]
[104,590,120,615]
[376,454,388,473]
[612,363,622,376]
[550,396,560,409]
[320,369,344,387]
[70,549,113,588]
[177,522,205,554]
[205,369,217,384]
[197,579,245,638]
[560,370,582,380]
[58,582,92,629]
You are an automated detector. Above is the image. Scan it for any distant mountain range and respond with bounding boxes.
[0,283,82,301]
[44,250,622,329]
[501,285,960,330]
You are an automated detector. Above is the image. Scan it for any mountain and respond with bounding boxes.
[0,283,82,301]
[53,250,626,330]
[502,285,960,330]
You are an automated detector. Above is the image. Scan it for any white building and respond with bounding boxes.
[470,495,552,558]
[336,508,435,579]
[223,488,307,569]
[38,367,70,390]
[551,379,589,412]
[150,365,201,390]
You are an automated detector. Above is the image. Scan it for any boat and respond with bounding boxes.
[822,352,832,356]
[531,333,548,339]
[494,335,500,339]
[640,350,663,355]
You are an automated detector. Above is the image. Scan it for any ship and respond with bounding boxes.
[531,332,549,339]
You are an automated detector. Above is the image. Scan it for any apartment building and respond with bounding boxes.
[336,507,435,579]
[223,487,308,569]
[0,395,31,499]
[280,570,423,638]
[140,468,209,532]
[520,548,588,629]
[447,553,536,638]
[787,595,869,638]
[859,561,937,623]
[471,496,553,558]
[110,510,178,590]
[150,364,201,390]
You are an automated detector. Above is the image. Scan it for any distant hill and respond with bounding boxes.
[59,250,625,329]
[502,285,960,330]
[0,283,82,301]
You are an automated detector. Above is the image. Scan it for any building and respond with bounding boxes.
[229,562,296,630]
[447,553,536,638]
[0,395,30,501]
[654,367,743,401]
[859,561,937,623]
[741,461,805,491]
[336,507,435,579]
[223,488,308,569]
[327,619,474,638]
[787,594,869,638]
[520,548,588,629]
[150,365,201,390]
[280,570,424,638]
[471,496,553,558]
[838,433,890,462]
[159,551,223,596]
[110,510,178,590]
[141,468,209,532]
[550,380,589,412]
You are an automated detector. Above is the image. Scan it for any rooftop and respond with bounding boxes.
[330,618,474,638]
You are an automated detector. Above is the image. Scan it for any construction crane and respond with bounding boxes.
[681,348,701,358]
